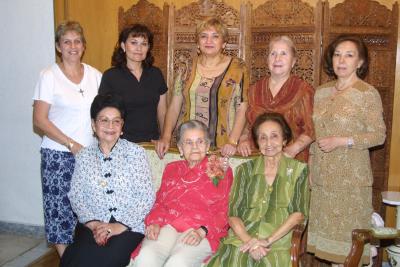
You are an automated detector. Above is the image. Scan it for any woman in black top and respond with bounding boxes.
[99,24,167,143]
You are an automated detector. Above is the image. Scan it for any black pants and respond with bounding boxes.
[60,222,144,267]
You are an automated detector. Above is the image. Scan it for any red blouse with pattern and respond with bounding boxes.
[145,157,233,252]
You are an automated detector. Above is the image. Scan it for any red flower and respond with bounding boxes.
[206,154,229,186]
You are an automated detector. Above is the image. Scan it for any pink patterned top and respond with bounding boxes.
[145,157,233,252]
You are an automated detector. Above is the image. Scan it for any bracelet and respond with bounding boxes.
[200,225,208,236]
[65,139,74,150]
[228,138,238,146]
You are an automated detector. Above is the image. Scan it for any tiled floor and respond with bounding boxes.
[0,234,52,267]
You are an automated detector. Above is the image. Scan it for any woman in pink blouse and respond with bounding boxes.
[129,120,233,267]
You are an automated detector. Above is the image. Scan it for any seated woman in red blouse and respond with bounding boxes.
[128,120,233,267]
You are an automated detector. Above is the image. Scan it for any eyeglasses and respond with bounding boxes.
[181,138,208,147]
[96,117,123,127]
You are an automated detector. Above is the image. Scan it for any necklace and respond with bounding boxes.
[330,79,357,100]
[180,176,201,184]
[180,165,203,184]
[58,62,84,84]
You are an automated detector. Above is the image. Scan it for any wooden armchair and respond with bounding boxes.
[344,228,400,267]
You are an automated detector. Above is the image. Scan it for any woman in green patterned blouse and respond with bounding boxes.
[206,112,309,267]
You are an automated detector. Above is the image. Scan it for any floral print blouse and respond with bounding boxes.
[68,138,155,234]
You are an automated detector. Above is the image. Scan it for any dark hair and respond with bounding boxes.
[324,35,369,79]
[111,24,154,68]
[90,94,126,120]
[251,113,293,149]
[55,21,86,45]
[176,120,211,145]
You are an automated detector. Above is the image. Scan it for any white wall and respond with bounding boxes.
[0,0,54,226]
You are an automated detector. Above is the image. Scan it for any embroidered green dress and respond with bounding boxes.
[206,155,309,267]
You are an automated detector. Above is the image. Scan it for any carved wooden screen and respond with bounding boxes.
[168,0,243,90]
[322,0,399,218]
[118,0,169,79]
[248,0,323,87]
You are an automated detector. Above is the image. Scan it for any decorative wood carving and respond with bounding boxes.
[252,0,315,26]
[329,0,393,28]
[248,0,322,87]
[118,0,169,79]
[174,0,240,27]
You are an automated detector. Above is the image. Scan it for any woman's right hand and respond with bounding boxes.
[237,139,252,157]
[153,138,170,159]
[145,224,161,240]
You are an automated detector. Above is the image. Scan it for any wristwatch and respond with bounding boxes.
[200,225,208,236]
[347,138,354,149]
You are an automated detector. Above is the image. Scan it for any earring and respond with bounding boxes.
[356,67,362,77]
[179,153,184,158]
[120,132,123,136]
[197,46,200,55]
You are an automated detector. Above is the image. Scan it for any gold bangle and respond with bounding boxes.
[228,138,238,146]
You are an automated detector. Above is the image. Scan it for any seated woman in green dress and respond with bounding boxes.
[206,112,309,267]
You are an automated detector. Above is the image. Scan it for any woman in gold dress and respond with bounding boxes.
[307,35,386,265]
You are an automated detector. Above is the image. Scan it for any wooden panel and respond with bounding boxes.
[248,0,323,87]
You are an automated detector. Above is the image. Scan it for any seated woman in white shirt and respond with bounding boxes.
[60,94,155,267]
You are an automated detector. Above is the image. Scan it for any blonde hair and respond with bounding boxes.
[196,17,228,43]
[55,21,86,45]
[269,35,297,58]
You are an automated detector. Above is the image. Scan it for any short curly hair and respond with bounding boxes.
[55,21,86,45]
[176,120,211,145]
[323,35,369,79]
[196,17,228,43]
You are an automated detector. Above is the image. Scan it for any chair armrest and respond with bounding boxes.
[344,229,372,267]
[291,223,306,267]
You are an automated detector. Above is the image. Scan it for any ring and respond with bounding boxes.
[250,245,259,251]
[107,229,112,234]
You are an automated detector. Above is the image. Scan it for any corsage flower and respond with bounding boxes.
[206,154,229,186]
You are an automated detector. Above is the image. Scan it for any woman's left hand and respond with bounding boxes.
[181,229,205,246]
[220,144,237,157]
[317,136,347,153]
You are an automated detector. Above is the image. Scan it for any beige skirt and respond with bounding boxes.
[307,184,371,264]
